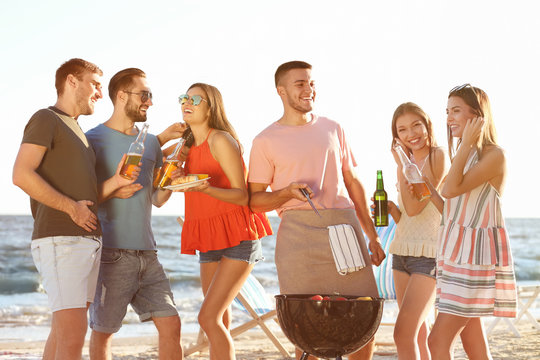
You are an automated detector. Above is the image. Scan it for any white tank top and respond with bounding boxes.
[389,191,441,258]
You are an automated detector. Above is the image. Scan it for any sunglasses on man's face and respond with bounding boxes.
[124,90,152,103]
[178,94,207,106]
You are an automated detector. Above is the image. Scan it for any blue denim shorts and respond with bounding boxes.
[392,254,436,279]
[89,248,178,333]
[199,239,264,264]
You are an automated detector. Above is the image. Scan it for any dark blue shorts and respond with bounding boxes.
[199,239,264,264]
[392,254,436,279]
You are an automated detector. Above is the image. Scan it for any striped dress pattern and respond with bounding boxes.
[436,150,517,318]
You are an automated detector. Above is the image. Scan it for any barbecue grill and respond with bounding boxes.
[275,294,384,360]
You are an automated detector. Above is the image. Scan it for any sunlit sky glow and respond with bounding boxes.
[2,0,539,218]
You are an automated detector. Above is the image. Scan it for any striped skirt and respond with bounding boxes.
[436,258,517,317]
[436,153,517,317]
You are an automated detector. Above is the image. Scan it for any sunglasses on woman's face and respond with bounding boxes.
[178,94,208,106]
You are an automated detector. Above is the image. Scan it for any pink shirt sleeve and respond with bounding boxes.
[338,122,357,172]
[248,132,274,185]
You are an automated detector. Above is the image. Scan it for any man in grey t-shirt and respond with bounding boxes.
[86,68,183,360]
[13,58,135,359]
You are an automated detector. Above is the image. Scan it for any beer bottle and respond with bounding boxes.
[155,138,186,188]
[374,170,388,227]
[393,144,431,201]
[120,123,149,180]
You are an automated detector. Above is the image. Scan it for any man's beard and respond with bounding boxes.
[287,93,312,114]
[126,98,147,122]
[75,91,94,116]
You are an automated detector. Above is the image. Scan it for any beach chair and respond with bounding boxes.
[372,218,397,302]
[369,218,397,347]
[514,284,540,330]
[184,274,292,358]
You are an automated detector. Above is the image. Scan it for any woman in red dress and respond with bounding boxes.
[174,83,271,360]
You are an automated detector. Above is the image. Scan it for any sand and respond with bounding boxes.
[0,320,538,359]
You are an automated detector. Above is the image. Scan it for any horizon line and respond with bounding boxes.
[1,213,538,220]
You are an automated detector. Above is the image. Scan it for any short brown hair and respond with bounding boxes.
[55,58,103,95]
[108,68,146,104]
[274,61,312,87]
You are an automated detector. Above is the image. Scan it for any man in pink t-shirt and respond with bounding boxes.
[248,61,385,360]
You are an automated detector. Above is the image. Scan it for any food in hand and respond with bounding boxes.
[171,175,198,185]
[190,174,209,180]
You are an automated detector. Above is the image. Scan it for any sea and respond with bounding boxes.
[0,215,538,343]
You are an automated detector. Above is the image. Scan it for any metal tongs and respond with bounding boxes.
[300,188,321,217]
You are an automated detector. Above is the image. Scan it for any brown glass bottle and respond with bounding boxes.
[155,138,186,188]
[120,124,149,180]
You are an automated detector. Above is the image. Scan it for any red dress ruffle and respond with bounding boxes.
[181,134,272,255]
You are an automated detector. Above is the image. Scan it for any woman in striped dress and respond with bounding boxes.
[428,84,517,360]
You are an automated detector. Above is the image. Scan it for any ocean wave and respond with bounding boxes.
[0,301,50,327]
[0,277,40,295]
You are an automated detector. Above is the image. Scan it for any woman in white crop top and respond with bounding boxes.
[386,102,448,360]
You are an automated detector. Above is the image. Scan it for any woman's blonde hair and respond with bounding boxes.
[447,84,497,159]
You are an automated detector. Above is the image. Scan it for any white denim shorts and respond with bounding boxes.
[31,235,102,312]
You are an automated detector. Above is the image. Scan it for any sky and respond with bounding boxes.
[1,0,539,218]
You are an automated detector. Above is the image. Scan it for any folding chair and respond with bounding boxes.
[372,218,397,302]
[514,284,540,330]
[369,218,397,347]
[184,274,292,358]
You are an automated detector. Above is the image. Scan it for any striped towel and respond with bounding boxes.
[328,224,367,275]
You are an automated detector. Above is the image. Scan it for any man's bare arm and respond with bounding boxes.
[248,182,309,213]
[342,168,386,266]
